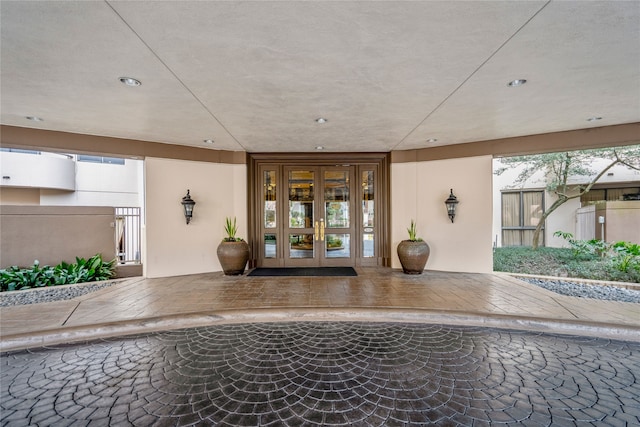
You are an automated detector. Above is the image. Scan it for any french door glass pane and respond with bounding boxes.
[326,202,349,228]
[324,171,349,228]
[289,170,314,228]
[289,201,313,228]
[265,201,276,228]
[362,171,374,227]
[264,234,276,258]
[264,170,277,228]
[325,234,350,258]
[362,201,375,228]
[289,234,314,258]
[363,234,374,258]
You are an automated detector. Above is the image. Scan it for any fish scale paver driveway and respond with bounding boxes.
[1,322,639,426]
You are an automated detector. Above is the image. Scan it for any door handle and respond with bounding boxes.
[320,219,325,241]
[314,221,319,241]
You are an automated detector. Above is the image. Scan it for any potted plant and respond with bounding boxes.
[397,220,430,274]
[216,217,250,275]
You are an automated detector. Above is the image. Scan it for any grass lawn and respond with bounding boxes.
[493,246,640,283]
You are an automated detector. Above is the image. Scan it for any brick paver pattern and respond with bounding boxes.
[2,322,639,426]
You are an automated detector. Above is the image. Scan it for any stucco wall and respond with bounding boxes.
[0,205,115,268]
[0,188,40,205]
[596,201,640,244]
[144,157,247,278]
[391,156,493,273]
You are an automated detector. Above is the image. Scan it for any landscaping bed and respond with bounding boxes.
[494,246,640,283]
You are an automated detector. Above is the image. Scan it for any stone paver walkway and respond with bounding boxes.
[1,268,639,426]
[2,322,639,426]
[1,268,639,351]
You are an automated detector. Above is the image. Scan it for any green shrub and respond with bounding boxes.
[493,246,640,283]
[0,254,115,292]
[0,261,52,291]
[611,241,640,273]
[553,231,609,258]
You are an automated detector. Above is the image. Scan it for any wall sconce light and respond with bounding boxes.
[444,189,459,223]
[181,190,196,224]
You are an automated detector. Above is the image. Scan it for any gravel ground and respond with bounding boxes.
[519,277,640,303]
[0,282,116,307]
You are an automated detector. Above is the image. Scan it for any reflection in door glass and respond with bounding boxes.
[362,170,374,227]
[363,234,374,258]
[264,234,276,258]
[325,171,349,228]
[289,201,313,228]
[264,170,277,228]
[325,234,350,258]
[362,170,375,258]
[326,202,349,228]
[289,234,314,258]
[289,171,314,228]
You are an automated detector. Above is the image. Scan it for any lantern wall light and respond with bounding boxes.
[181,190,196,224]
[444,189,459,223]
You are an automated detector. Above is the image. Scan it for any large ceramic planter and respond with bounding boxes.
[397,240,430,274]
[217,241,250,275]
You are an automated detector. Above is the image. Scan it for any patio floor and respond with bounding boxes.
[1,268,639,351]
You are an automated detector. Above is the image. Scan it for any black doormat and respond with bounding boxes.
[248,267,357,277]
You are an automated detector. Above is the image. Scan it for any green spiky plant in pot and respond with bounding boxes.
[397,220,430,274]
[216,217,250,275]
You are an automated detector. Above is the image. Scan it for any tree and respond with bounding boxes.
[495,145,640,249]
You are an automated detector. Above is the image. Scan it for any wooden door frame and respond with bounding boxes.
[247,152,391,269]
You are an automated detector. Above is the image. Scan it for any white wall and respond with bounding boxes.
[144,157,247,278]
[1,151,75,191]
[392,156,493,273]
[40,159,142,207]
[544,195,580,247]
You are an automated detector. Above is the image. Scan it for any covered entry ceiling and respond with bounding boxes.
[1,1,639,153]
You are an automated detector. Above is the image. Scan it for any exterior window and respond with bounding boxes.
[0,148,40,155]
[77,155,125,165]
[501,191,544,246]
[581,187,640,203]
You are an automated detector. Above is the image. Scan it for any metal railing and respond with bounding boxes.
[115,207,141,264]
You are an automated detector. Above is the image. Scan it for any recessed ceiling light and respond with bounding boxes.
[315,146,325,150]
[203,139,214,144]
[586,116,602,122]
[426,138,438,143]
[507,79,527,87]
[119,77,141,87]
[25,116,44,122]
[315,118,327,124]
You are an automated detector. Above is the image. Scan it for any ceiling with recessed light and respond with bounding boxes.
[1,1,638,153]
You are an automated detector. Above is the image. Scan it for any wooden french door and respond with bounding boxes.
[283,166,355,267]
[250,153,389,268]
